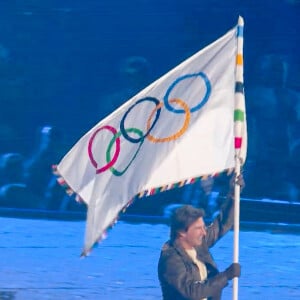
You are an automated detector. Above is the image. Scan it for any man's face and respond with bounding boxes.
[180,217,206,249]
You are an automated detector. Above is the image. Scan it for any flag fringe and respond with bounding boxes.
[53,164,234,256]
[135,168,234,199]
[53,164,234,206]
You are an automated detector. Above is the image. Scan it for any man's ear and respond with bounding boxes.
[178,231,186,239]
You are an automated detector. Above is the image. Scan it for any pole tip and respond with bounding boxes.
[238,16,244,26]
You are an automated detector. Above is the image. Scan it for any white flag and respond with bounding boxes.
[56,18,247,255]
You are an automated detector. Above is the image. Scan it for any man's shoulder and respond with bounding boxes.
[160,241,186,259]
[160,241,179,256]
[161,241,172,252]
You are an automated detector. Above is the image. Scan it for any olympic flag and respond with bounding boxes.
[55,17,247,255]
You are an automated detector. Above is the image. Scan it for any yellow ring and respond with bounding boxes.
[146,98,191,143]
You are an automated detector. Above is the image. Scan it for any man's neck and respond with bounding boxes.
[177,238,194,251]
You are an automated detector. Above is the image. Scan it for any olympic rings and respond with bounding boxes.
[146,98,191,143]
[88,72,212,176]
[164,72,211,113]
[107,127,144,176]
[88,125,121,174]
[120,97,161,143]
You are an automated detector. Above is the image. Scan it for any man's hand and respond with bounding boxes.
[224,263,241,280]
[229,173,245,196]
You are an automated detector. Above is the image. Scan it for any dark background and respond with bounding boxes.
[0,0,299,204]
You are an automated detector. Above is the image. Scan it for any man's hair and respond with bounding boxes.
[170,205,205,241]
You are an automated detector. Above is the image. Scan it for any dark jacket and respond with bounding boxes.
[158,197,234,300]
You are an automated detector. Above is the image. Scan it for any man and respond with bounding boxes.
[158,174,243,300]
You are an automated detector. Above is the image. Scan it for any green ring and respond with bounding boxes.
[107,127,144,176]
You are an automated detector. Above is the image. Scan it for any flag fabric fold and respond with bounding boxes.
[56,17,247,255]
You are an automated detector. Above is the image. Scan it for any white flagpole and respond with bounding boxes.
[233,158,241,300]
[233,15,245,300]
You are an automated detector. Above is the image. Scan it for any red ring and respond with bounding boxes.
[88,125,121,174]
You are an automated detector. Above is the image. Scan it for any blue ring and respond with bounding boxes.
[120,97,161,143]
[163,72,211,114]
